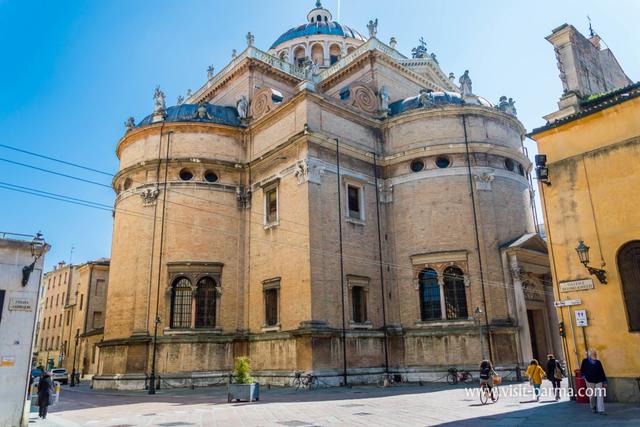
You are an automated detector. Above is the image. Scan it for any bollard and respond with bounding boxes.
[515,365,522,382]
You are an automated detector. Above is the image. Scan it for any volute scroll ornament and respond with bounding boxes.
[250,87,277,119]
[347,83,378,114]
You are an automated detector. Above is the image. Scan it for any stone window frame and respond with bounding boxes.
[411,251,473,326]
[262,277,281,332]
[343,175,366,224]
[165,262,223,334]
[262,178,280,229]
[347,275,372,329]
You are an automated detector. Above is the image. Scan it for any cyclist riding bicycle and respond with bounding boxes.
[479,359,496,390]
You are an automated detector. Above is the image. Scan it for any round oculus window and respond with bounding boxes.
[435,156,451,169]
[504,158,515,171]
[179,168,194,181]
[204,170,219,183]
[410,159,425,173]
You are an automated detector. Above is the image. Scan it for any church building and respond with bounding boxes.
[96,1,560,389]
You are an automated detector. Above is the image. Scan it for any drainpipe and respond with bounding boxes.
[462,114,493,361]
[372,152,390,375]
[336,138,348,386]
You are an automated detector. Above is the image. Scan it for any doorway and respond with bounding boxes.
[527,309,549,362]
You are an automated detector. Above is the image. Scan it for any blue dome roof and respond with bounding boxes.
[270,21,366,49]
[389,92,465,116]
[137,104,241,128]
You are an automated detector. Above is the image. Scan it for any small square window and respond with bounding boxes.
[264,186,278,225]
[346,184,363,220]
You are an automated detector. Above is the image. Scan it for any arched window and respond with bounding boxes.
[618,241,640,331]
[294,46,306,67]
[329,44,341,65]
[311,44,324,66]
[443,267,468,319]
[195,277,217,328]
[419,269,441,321]
[170,277,192,328]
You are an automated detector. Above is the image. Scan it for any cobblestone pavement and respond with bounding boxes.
[29,380,640,426]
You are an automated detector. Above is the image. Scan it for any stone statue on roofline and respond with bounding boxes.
[186,89,192,98]
[379,86,390,112]
[232,49,238,59]
[153,86,166,114]
[367,18,378,38]
[195,101,209,119]
[207,65,215,79]
[389,37,397,49]
[237,96,249,120]
[246,32,254,47]
[459,70,473,96]
[411,37,428,59]
[177,95,184,105]
[124,116,135,132]
[418,89,434,108]
[497,96,517,116]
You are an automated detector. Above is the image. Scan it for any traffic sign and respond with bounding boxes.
[575,309,588,327]
[553,299,581,307]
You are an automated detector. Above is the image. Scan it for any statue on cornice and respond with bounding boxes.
[177,95,184,105]
[418,89,434,108]
[367,18,378,38]
[195,101,209,119]
[303,57,319,80]
[124,116,135,132]
[497,96,517,116]
[430,52,438,64]
[153,86,166,114]
[411,37,428,59]
[207,65,215,79]
[186,89,193,98]
[232,49,238,59]
[246,32,254,47]
[459,70,473,96]
[379,86,390,112]
[237,96,249,119]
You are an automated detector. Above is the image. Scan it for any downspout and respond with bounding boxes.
[462,114,493,361]
[83,264,94,335]
[372,152,390,375]
[336,138,348,386]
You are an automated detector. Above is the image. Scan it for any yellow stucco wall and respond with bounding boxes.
[532,95,640,401]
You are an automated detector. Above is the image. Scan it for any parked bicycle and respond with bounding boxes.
[446,367,474,385]
[292,372,319,390]
[376,373,402,387]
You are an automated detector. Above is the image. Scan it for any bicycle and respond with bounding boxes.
[446,367,474,385]
[479,381,500,404]
[292,372,319,390]
[376,373,400,387]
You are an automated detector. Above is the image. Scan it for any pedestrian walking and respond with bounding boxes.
[545,354,564,400]
[580,349,607,415]
[525,359,545,401]
[37,372,53,419]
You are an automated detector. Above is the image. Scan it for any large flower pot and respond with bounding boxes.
[227,383,260,402]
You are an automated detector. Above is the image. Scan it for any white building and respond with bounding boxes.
[0,232,49,427]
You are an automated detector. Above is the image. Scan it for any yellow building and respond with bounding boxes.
[529,24,639,402]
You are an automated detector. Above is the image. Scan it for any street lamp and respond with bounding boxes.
[22,232,46,286]
[575,240,607,284]
[474,307,486,360]
[70,329,79,387]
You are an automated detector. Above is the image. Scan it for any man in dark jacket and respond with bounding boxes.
[545,354,563,400]
[37,372,53,419]
[580,349,607,414]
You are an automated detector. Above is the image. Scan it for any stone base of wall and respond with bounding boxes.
[606,377,640,403]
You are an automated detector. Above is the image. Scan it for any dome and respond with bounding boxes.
[389,91,465,116]
[137,104,241,128]
[270,21,366,50]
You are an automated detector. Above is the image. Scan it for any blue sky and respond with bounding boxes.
[1,0,638,271]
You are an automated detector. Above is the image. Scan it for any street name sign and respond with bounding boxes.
[554,299,581,307]
[559,279,594,293]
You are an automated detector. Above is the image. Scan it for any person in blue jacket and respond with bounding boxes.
[580,349,607,415]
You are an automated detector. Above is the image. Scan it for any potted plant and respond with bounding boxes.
[227,357,259,402]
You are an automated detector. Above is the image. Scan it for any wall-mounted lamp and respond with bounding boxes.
[535,154,550,185]
[22,232,46,286]
[575,240,607,284]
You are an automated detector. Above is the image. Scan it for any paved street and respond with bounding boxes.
[28,380,640,426]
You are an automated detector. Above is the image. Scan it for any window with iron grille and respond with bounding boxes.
[351,286,367,323]
[263,280,280,327]
[443,267,468,319]
[195,277,217,328]
[170,277,192,328]
[419,268,441,321]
